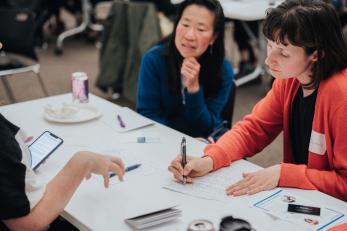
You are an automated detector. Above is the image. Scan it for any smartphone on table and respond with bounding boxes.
[29,131,63,170]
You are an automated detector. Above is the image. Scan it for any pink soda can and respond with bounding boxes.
[71,72,89,103]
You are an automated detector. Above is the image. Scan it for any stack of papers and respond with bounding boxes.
[116,187,182,230]
[125,206,181,230]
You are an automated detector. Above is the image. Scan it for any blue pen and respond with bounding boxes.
[117,114,126,128]
[109,163,141,178]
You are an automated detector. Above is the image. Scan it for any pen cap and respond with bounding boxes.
[181,137,186,153]
[181,137,187,167]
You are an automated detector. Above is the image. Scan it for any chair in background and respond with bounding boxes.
[221,79,237,127]
[54,0,106,55]
[208,80,237,141]
[2,0,49,46]
[0,8,49,103]
[3,0,42,10]
[96,0,162,103]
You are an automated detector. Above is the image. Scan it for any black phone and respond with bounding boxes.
[29,131,63,170]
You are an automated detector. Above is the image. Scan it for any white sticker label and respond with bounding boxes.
[309,130,326,155]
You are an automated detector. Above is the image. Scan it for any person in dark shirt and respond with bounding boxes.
[0,112,125,231]
[0,52,125,230]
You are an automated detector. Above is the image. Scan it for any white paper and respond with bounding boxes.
[252,190,345,230]
[163,160,262,201]
[92,148,161,185]
[114,107,154,132]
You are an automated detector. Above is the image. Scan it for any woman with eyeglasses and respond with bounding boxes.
[169,0,347,202]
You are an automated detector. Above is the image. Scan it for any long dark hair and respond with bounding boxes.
[263,0,347,89]
[165,0,225,98]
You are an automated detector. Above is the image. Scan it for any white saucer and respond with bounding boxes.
[44,103,101,123]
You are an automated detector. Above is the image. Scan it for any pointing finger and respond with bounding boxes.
[102,172,110,188]
[109,163,124,181]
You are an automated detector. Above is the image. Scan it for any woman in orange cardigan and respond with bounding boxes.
[168,0,347,202]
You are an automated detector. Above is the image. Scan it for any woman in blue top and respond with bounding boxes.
[137,0,234,138]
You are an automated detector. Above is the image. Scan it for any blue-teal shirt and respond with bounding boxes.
[136,45,234,137]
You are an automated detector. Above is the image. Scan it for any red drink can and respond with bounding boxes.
[71,72,89,103]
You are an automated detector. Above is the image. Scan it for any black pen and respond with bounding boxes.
[117,114,126,128]
[109,163,141,178]
[181,137,187,184]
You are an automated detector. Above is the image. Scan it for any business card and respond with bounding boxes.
[288,204,321,216]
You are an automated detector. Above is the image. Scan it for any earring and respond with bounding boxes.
[209,44,213,55]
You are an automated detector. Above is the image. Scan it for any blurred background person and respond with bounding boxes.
[136,0,234,138]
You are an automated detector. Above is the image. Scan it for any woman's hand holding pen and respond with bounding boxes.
[168,155,213,183]
[225,164,281,196]
[181,57,200,93]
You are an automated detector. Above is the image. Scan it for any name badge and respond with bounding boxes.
[309,130,326,155]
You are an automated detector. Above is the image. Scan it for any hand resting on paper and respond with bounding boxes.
[168,155,213,183]
[169,154,280,197]
[225,164,281,196]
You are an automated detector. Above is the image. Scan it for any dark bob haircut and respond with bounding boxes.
[166,0,225,98]
[263,0,347,88]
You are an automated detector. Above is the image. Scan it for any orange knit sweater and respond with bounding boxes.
[204,69,347,201]
[328,222,347,231]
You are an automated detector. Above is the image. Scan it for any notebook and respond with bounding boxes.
[115,107,154,132]
[124,205,181,230]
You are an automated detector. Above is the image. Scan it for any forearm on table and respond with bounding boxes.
[4,152,92,231]
[280,163,347,201]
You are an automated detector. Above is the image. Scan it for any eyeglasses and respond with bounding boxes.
[219,216,254,231]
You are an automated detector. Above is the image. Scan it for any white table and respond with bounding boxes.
[171,0,282,20]
[1,94,346,231]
